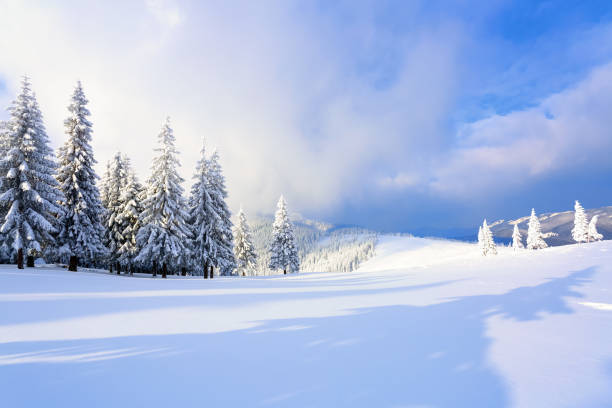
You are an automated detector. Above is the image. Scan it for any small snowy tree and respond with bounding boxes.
[0,77,64,265]
[479,219,497,256]
[526,208,548,250]
[135,118,191,276]
[512,224,524,250]
[206,150,235,276]
[269,195,299,274]
[571,200,588,243]
[56,81,107,270]
[117,160,143,272]
[233,207,257,276]
[587,215,603,242]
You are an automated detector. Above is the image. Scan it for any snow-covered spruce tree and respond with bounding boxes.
[477,226,485,256]
[526,208,547,250]
[572,200,588,244]
[188,143,218,277]
[512,224,524,250]
[587,215,603,242]
[480,219,497,256]
[56,81,108,270]
[117,159,143,273]
[233,206,257,276]
[135,118,191,277]
[206,150,235,276]
[101,152,128,271]
[269,195,299,274]
[0,78,64,266]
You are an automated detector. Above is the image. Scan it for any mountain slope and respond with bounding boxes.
[490,205,612,246]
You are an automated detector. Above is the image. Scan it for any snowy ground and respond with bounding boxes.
[1,236,612,407]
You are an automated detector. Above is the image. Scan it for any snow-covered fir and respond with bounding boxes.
[233,206,257,276]
[135,118,191,275]
[56,81,107,268]
[512,223,524,250]
[572,200,588,243]
[205,149,235,276]
[0,77,64,263]
[101,153,129,267]
[478,219,497,256]
[526,208,548,250]
[269,195,300,274]
[588,215,603,242]
[116,159,144,270]
[187,143,218,276]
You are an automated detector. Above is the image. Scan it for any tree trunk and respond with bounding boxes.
[204,261,208,279]
[130,264,134,276]
[109,263,113,273]
[26,255,34,267]
[17,248,24,269]
[68,255,78,272]
[152,260,157,278]
[116,262,120,275]
[283,269,287,275]
[181,267,186,276]
[210,265,214,279]
[162,263,167,279]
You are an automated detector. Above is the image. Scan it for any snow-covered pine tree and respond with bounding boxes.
[233,206,257,276]
[587,215,603,242]
[512,223,524,250]
[269,195,299,274]
[188,143,218,277]
[102,152,128,270]
[117,158,143,273]
[56,81,108,270]
[571,200,588,243]
[0,77,64,265]
[135,118,191,277]
[206,149,235,276]
[526,208,547,250]
[479,219,497,256]
[477,225,485,256]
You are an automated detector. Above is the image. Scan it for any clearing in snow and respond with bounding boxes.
[1,236,612,407]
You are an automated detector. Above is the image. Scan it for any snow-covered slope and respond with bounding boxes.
[491,205,612,245]
[2,237,612,407]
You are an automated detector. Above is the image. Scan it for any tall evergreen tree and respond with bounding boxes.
[587,215,603,242]
[269,195,299,274]
[572,200,588,243]
[0,78,64,265]
[188,143,218,277]
[512,224,524,250]
[526,208,548,250]
[233,206,257,276]
[102,152,128,268]
[117,159,143,271]
[135,118,190,276]
[56,81,107,270]
[206,150,235,275]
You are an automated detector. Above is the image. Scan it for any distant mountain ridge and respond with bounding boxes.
[490,206,612,246]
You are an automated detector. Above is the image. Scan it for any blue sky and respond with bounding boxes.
[1,0,612,233]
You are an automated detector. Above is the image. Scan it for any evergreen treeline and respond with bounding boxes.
[0,77,300,276]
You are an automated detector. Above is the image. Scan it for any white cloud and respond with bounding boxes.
[0,0,466,216]
[428,62,612,197]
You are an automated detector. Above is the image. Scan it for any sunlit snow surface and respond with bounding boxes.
[1,236,612,407]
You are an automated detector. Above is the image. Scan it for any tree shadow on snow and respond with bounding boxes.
[1,267,597,408]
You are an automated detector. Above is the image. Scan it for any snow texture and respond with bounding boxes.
[1,237,612,407]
